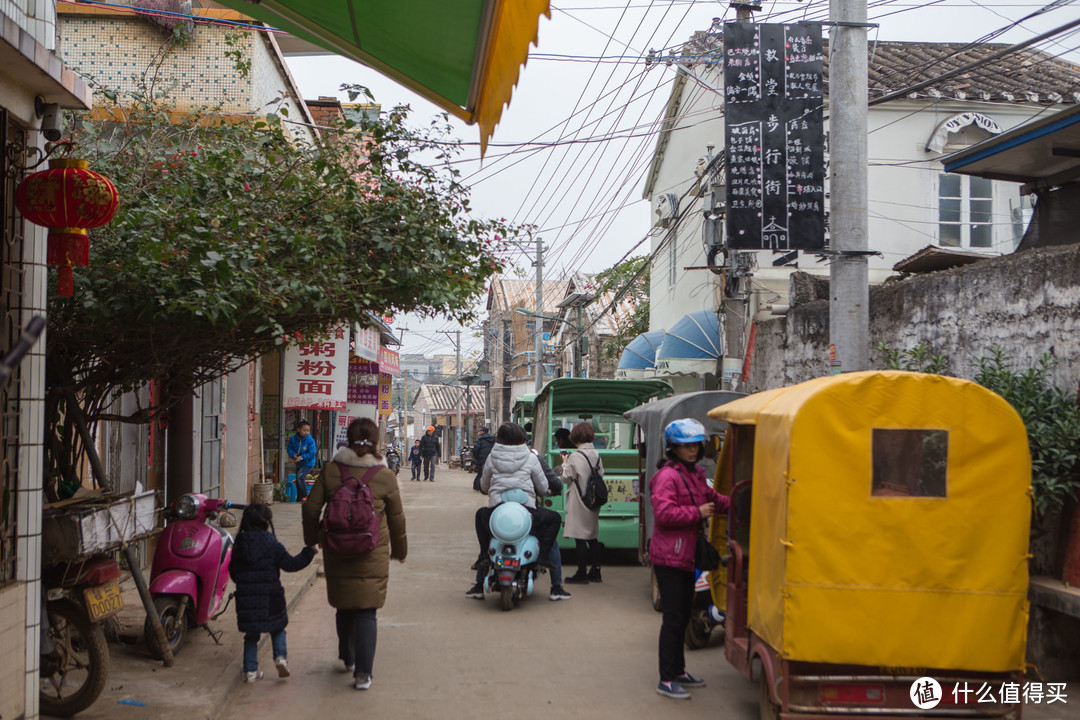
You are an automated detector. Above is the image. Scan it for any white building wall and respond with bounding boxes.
[223,366,250,503]
[646,65,1062,330]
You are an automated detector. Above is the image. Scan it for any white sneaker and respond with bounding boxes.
[354,674,372,690]
[275,656,290,678]
[243,670,264,683]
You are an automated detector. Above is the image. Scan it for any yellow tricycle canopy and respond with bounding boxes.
[708,371,1031,672]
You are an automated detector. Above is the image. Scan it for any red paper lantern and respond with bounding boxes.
[15,158,119,297]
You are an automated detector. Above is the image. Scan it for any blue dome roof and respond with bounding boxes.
[656,310,722,360]
[617,329,665,370]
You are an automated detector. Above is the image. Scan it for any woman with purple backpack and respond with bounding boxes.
[302,417,408,691]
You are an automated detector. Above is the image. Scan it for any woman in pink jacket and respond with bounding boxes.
[649,418,730,700]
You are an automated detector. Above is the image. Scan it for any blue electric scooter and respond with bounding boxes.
[484,489,541,611]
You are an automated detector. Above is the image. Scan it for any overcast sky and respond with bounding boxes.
[283,0,1080,362]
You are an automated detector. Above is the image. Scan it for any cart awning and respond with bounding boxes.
[215,0,549,153]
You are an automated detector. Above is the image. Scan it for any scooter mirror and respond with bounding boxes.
[217,511,237,528]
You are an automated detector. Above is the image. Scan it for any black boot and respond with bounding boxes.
[564,570,589,584]
[587,567,602,583]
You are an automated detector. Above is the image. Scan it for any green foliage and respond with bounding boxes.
[222,32,252,78]
[974,348,1080,517]
[593,256,649,361]
[51,89,515,416]
[873,341,952,375]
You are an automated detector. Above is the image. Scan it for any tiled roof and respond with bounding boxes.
[679,26,1080,104]
[863,42,1080,105]
[487,278,570,313]
[416,384,486,413]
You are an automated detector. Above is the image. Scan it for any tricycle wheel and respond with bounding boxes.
[145,596,187,660]
[759,671,781,720]
[650,566,662,612]
[40,599,110,718]
[500,586,514,611]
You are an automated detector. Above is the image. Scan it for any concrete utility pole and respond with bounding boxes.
[720,1,760,391]
[829,0,870,372]
[455,329,462,454]
[534,235,545,394]
[396,326,409,448]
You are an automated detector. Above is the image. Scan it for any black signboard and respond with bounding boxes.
[724,22,825,251]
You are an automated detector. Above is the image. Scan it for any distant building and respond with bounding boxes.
[484,277,570,424]
[411,383,486,460]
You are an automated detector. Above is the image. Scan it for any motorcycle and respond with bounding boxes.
[461,447,475,473]
[144,493,244,659]
[40,555,122,717]
[385,446,401,476]
[684,568,725,649]
[483,489,541,611]
[0,316,110,717]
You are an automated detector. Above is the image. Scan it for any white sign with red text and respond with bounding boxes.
[283,325,350,410]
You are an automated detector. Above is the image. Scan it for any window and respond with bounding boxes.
[871,429,948,497]
[938,174,993,249]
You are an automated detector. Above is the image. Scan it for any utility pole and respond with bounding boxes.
[455,329,462,455]
[721,1,760,391]
[396,326,409,448]
[829,0,870,372]
[533,235,545,394]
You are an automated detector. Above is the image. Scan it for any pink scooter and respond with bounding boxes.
[145,493,245,659]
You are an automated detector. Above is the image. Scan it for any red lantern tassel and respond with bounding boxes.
[57,266,74,297]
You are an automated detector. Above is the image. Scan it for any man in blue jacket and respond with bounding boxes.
[287,420,317,501]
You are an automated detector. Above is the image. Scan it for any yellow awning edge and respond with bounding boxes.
[474,0,550,155]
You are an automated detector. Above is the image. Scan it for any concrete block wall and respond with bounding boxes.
[748,244,1080,392]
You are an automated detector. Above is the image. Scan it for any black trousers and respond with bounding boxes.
[410,462,421,480]
[422,455,436,481]
[574,538,601,574]
[654,564,695,682]
[475,504,560,560]
[336,608,377,678]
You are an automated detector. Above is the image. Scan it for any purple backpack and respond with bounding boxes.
[320,463,381,554]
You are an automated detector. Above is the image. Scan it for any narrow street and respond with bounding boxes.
[223,467,759,720]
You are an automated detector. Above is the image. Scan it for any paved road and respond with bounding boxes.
[223,467,759,720]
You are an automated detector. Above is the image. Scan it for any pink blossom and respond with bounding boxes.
[244,183,251,191]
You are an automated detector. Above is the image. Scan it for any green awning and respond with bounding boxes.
[216,0,549,152]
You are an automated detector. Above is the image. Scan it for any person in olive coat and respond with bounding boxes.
[302,417,407,691]
[231,504,317,682]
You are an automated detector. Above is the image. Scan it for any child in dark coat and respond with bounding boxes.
[231,504,317,682]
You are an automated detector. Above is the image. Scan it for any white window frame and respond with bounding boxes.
[938,173,994,250]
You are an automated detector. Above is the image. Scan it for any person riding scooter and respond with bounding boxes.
[466,423,563,600]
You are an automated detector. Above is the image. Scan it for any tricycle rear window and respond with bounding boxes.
[871,429,947,497]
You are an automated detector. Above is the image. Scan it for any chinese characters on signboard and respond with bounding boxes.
[348,356,379,405]
[354,324,380,361]
[283,325,350,410]
[378,372,392,416]
[378,346,400,377]
[724,22,825,251]
[334,413,355,448]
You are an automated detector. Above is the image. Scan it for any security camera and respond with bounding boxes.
[41,103,63,142]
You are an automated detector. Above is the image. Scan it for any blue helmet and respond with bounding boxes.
[665,418,707,445]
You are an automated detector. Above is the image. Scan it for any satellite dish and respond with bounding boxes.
[655,192,680,228]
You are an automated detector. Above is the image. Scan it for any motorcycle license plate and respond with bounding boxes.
[84,580,123,622]
[495,557,519,568]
